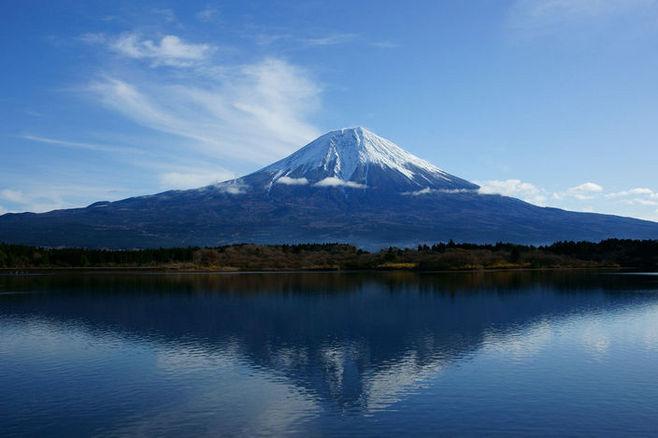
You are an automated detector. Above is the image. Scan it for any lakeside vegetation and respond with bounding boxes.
[1,239,657,272]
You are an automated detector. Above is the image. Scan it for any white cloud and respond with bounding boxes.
[0,185,131,213]
[626,198,658,206]
[276,176,309,186]
[570,182,604,192]
[605,187,658,208]
[0,187,66,213]
[403,187,473,196]
[0,205,6,215]
[215,182,248,195]
[556,182,604,200]
[478,179,547,205]
[11,31,323,209]
[110,33,214,67]
[314,177,366,189]
[477,178,658,221]
[160,171,235,190]
[607,187,658,198]
[90,78,211,144]
[88,57,321,165]
[406,187,434,196]
[223,186,244,194]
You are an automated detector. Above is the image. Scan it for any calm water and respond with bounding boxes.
[2,271,658,437]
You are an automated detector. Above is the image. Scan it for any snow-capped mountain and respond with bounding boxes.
[2,127,658,249]
[234,127,477,192]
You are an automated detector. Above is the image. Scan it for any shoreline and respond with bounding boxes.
[0,265,626,275]
[3,240,655,274]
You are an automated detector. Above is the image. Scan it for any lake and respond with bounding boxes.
[2,271,658,436]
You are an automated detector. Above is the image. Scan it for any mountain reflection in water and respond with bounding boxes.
[2,271,658,436]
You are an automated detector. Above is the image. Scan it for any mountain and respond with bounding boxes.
[247,127,478,192]
[1,127,658,249]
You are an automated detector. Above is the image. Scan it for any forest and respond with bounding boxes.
[1,239,658,271]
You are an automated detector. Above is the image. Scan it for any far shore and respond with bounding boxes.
[2,240,656,273]
[0,265,628,275]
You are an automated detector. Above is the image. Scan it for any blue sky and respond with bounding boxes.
[2,0,658,220]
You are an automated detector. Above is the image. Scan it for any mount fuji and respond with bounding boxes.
[250,127,478,193]
[2,127,658,249]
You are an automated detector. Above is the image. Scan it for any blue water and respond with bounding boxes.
[2,272,658,436]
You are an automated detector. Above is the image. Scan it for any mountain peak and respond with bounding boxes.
[328,126,372,136]
[240,127,478,192]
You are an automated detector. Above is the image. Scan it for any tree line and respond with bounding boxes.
[1,239,657,271]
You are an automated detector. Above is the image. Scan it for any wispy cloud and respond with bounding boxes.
[405,187,435,196]
[508,0,658,37]
[403,188,473,196]
[20,134,142,155]
[13,27,325,211]
[19,133,236,194]
[607,187,658,198]
[250,30,396,51]
[159,170,235,190]
[0,189,27,204]
[215,180,248,195]
[0,184,134,213]
[606,187,658,206]
[196,7,219,23]
[478,179,547,205]
[109,33,215,67]
[87,56,321,164]
[479,179,604,205]
[302,33,358,47]
[514,0,652,20]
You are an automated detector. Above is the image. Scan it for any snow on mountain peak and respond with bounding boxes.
[242,127,479,192]
[264,126,436,178]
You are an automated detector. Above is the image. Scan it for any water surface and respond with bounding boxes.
[2,271,658,436]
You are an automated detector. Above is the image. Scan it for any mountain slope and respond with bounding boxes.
[243,127,478,192]
[1,127,657,249]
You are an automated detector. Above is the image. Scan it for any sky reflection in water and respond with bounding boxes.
[1,271,658,436]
